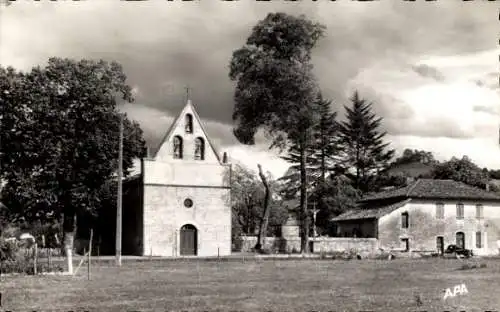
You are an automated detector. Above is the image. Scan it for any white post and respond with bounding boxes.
[33,243,38,275]
[88,229,93,280]
[116,114,124,266]
[312,203,318,238]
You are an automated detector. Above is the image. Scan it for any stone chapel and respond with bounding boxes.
[117,99,232,257]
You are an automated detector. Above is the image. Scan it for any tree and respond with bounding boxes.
[309,175,360,236]
[392,149,437,166]
[0,58,146,273]
[229,163,288,245]
[255,164,271,251]
[337,91,395,193]
[431,156,489,189]
[281,93,339,193]
[229,13,325,253]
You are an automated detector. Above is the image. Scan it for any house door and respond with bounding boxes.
[436,236,444,254]
[456,232,465,249]
[180,224,197,256]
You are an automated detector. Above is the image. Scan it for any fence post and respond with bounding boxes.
[48,248,52,272]
[88,229,93,281]
[33,243,38,275]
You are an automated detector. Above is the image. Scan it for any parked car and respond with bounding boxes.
[444,244,473,258]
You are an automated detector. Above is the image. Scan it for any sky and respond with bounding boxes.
[1,0,498,178]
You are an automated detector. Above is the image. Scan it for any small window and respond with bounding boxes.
[401,212,409,229]
[401,238,409,252]
[185,114,193,133]
[476,204,483,219]
[435,203,444,219]
[476,231,482,248]
[456,203,464,220]
[194,137,205,160]
[173,136,183,159]
[184,198,193,208]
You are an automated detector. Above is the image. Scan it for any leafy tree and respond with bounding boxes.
[431,156,489,189]
[0,58,146,273]
[229,13,325,253]
[229,163,288,246]
[392,149,437,166]
[309,175,360,235]
[337,91,395,193]
[489,169,500,180]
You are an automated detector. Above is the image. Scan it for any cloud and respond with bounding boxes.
[411,64,445,82]
[349,49,499,140]
[1,1,499,173]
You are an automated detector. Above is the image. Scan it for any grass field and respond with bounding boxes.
[1,257,499,312]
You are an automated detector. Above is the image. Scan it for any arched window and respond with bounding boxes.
[194,137,205,160]
[173,136,183,159]
[185,114,193,133]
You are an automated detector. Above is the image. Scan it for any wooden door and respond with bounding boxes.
[436,236,444,254]
[180,224,197,256]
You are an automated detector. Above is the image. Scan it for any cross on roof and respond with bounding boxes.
[185,85,190,102]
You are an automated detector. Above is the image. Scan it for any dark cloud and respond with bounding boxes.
[412,64,445,82]
[1,1,497,140]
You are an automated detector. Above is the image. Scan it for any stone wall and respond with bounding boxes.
[237,236,301,253]
[312,237,378,253]
[143,183,231,257]
[237,236,378,254]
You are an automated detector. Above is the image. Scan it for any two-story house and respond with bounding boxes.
[332,179,500,256]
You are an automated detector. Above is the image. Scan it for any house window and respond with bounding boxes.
[185,114,193,133]
[194,137,205,160]
[435,203,444,219]
[456,203,464,220]
[173,136,183,159]
[401,238,409,252]
[476,204,483,219]
[476,231,482,248]
[401,212,409,229]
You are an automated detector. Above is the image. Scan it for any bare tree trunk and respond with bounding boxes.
[255,164,271,252]
[299,141,310,254]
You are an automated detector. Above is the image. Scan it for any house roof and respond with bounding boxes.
[360,179,500,202]
[331,199,411,222]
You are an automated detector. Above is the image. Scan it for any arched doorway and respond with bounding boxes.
[180,224,197,256]
[456,232,465,249]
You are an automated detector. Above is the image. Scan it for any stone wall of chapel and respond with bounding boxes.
[143,184,231,257]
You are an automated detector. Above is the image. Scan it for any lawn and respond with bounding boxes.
[1,257,499,312]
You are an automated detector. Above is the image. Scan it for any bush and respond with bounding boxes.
[0,240,64,275]
[0,258,64,275]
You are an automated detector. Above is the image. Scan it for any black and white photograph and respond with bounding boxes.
[0,0,499,311]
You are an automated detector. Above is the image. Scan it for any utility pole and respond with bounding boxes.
[116,113,124,266]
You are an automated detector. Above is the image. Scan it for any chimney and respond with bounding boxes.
[222,152,228,164]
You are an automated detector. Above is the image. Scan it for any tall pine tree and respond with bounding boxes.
[280,93,338,196]
[310,93,339,184]
[337,91,394,193]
